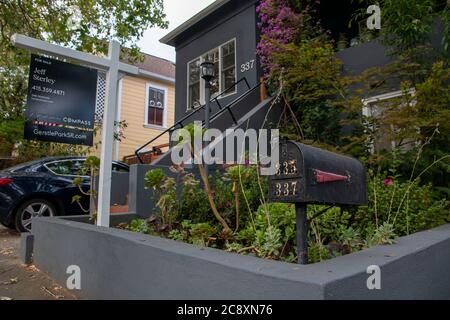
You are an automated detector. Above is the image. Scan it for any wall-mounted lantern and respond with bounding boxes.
[200,60,215,85]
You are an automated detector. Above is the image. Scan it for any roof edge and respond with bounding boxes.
[160,0,231,46]
[138,69,175,84]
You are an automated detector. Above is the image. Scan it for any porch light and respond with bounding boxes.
[200,60,215,83]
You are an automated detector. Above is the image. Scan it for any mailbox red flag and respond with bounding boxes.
[314,170,349,184]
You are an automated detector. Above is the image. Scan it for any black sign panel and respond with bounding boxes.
[24,54,98,146]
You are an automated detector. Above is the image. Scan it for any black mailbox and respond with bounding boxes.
[268,141,368,265]
[269,141,368,206]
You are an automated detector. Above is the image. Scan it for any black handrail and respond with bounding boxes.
[134,77,258,164]
[207,82,262,125]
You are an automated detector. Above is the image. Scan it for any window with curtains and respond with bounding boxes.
[187,39,236,111]
[146,85,167,127]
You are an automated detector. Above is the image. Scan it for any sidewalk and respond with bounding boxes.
[0,225,79,300]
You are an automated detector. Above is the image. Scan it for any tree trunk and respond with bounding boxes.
[198,164,232,233]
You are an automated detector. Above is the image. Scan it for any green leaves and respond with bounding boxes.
[144,168,167,190]
[72,177,83,187]
[84,156,100,169]
[365,223,397,247]
[269,38,346,145]
[71,195,82,204]
[377,0,436,58]
[129,219,151,234]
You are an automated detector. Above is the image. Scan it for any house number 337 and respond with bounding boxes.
[241,59,255,73]
[275,181,298,197]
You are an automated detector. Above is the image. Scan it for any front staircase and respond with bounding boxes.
[132,77,281,168]
[125,79,282,218]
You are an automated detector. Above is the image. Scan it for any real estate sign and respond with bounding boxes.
[24,54,98,146]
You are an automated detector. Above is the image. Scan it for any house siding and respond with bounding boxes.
[118,76,175,160]
[91,75,175,161]
[174,2,260,124]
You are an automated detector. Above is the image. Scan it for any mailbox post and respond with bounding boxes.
[269,140,368,265]
[296,204,308,265]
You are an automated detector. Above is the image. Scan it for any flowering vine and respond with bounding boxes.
[256,0,302,78]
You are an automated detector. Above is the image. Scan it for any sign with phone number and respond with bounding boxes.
[24,54,98,146]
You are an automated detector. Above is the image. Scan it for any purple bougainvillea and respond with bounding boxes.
[256,0,302,78]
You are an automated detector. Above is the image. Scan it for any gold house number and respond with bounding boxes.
[274,159,299,198]
[274,181,298,197]
[276,160,298,176]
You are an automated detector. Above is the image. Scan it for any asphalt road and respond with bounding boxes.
[0,225,79,300]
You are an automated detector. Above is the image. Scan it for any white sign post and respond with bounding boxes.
[11,34,139,228]
[97,40,120,228]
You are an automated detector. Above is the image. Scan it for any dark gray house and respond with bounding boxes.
[155,0,403,137]
[134,0,444,161]
[160,0,262,125]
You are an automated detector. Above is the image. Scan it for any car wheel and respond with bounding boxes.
[15,199,56,233]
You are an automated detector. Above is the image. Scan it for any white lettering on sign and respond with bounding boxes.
[32,66,57,85]
[63,117,91,127]
[31,85,65,96]
[32,74,56,85]
[240,59,255,73]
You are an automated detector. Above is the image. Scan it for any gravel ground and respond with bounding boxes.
[0,225,79,300]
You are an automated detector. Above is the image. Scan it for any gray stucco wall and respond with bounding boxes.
[336,39,394,77]
[93,172,129,207]
[127,164,191,218]
[336,22,446,85]
[31,217,450,300]
[127,164,154,217]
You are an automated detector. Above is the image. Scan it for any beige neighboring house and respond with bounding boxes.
[92,53,175,162]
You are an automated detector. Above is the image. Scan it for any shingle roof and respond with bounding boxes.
[132,53,175,79]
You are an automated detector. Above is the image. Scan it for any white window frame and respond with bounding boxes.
[145,82,168,129]
[362,89,416,154]
[186,38,237,112]
[187,57,202,111]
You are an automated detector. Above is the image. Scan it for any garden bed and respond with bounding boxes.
[135,165,449,265]
[30,215,450,300]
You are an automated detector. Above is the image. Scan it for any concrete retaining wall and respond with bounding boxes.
[31,217,450,300]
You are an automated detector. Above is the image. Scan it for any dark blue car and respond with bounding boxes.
[0,157,129,232]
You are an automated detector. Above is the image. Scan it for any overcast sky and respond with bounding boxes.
[137,0,215,62]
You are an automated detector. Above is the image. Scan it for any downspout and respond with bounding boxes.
[114,78,123,161]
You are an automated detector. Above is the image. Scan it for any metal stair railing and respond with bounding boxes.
[204,82,262,126]
[134,77,260,164]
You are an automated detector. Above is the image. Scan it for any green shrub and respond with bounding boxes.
[125,166,449,265]
[354,175,449,236]
[144,169,178,226]
[179,185,211,223]
[129,219,150,234]
[144,168,166,190]
[236,203,296,260]
[365,223,397,247]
